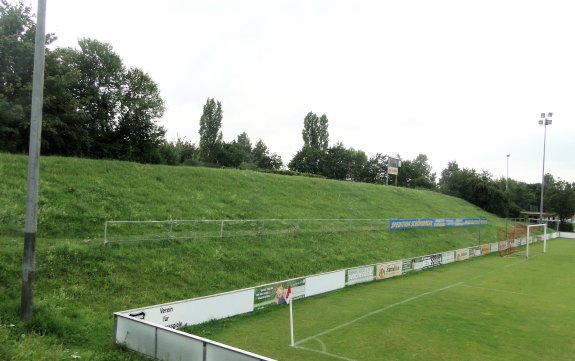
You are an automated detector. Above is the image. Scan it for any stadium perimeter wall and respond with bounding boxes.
[114,232,560,361]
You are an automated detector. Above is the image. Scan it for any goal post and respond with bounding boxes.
[498,224,526,257]
[526,224,547,258]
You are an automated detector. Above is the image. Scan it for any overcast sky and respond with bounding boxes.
[39,0,574,184]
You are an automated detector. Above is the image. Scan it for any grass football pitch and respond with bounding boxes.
[188,238,575,361]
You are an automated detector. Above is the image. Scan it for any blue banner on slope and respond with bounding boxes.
[389,218,487,230]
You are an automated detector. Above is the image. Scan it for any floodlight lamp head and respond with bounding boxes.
[538,119,544,125]
[548,112,553,118]
[540,113,546,119]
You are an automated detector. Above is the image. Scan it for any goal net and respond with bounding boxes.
[498,224,527,257]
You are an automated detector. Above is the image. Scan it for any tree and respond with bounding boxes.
[218,141,244,168]
[198,98,223,164]
[46,39,166,161]
[290,111,329,175]
[347,148,368,182]
[115,67,166,162]
[302,111,329,152]
[547,180,575,224]
[288,146,324,174]
[42,48,90,156]
[0,0,55,152]
[1,2,167,161]
[439,161,462,196]
[398,154,436,189]
[362,153,388,184]
[235,132,253,164]
[439,161,508,217]
[321,142,354,180]
[252,139,282,170]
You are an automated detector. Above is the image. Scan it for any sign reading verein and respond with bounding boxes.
[389,218,487,230]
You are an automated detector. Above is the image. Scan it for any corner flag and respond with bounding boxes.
[285,285,292,304]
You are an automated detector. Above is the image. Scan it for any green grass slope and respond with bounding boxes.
[0,153,507,360]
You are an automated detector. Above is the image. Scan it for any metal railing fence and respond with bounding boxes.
[103,218,392,244]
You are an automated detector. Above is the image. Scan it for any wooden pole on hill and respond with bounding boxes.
[21,0,47,321]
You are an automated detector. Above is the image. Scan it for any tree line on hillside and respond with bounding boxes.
[0,2,284,169]
[1,1,167,162]
[1,2,574,227]
[186,98,575,229]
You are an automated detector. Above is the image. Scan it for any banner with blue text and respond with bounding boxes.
[389,218,487,231]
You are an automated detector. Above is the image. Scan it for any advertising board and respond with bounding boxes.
[346,266,375,286]
[376,260,403,280]
[412,254,442,271]
[254,278,305,308]
[455,248,469,261]
[389,218,488,231]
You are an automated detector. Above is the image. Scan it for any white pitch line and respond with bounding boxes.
[315,337,327,352]
[294,281,463,346]
[293,254,544,358]
[294,345,358,361]
[459,284,531,296]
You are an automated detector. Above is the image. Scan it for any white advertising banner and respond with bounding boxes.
[412,254,442,271]
[376,260,403,280]
[125,289,255,328]
[490,242,499,252]
[346,266,375,286]
[455,248,469,261]
[441,251,455,264]
[469,246,481,257]
[305,271,346,297]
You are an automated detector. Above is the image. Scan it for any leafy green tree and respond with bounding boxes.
[398,154,436,189]
[290,111,329,175]
[218,141,244,168]
[547,180,575,224]
[115,67,166,161]
[235,132,253,164]
[321,142,354,180]
[288,146,324,174]
[439,161,462,196]
[198,98,223,164]
[173,137,197,164]
[362,153,388,184]
[321,144,368,181]
[252,139,282,170]
[1,1,166,161]
[47,39,166,161]
[0,0,55,152]
[302,111,329,152]
[42,48,90,156]
[439,162,507,216]
[347,148,368,182]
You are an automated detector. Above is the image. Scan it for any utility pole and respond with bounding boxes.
[21,0,47,321]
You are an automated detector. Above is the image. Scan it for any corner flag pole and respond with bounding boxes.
[290,297,295,347]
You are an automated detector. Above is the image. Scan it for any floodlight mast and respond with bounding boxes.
[21,0,47,321]
[538,112,552,224]
[506,154,510,191]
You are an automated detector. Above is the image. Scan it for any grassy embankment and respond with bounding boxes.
[0,153,506,360]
